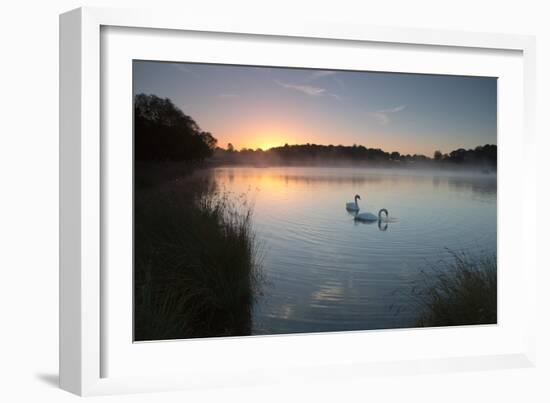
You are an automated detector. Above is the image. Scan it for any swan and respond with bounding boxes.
[354,208,389,223]
[346,194,361,212]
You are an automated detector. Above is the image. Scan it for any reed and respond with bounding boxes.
[134,173,262,341]
[413,251,497,327]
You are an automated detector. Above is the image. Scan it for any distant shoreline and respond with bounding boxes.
[208,143,497,172]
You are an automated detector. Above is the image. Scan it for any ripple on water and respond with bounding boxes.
[212,167,496,334]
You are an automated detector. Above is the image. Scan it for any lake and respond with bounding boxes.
[210,166,497,335]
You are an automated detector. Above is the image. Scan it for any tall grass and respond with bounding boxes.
[134,173,262,341]
[412,252,497,327]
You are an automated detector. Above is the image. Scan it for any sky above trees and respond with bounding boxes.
[133,61,496,156]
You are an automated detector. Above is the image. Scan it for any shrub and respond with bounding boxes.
[413,252,497,327]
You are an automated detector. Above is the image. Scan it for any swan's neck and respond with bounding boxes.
[354,196,359,207]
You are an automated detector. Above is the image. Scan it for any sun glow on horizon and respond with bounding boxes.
[257,141,287,151]
[222,120,430,154]
[234,136,293,152]
[229,125,301,151]
[134,61,497,156]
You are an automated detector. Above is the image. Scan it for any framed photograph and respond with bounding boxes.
[60,7,537,396]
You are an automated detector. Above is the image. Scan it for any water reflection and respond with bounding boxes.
[447,175,497,199]
[206,166,496,334]
[350,215,392,231]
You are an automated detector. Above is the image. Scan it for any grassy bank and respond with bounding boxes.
[134,169,262,341]
[413,252,497,327]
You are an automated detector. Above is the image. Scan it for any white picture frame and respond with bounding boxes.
[60,6,537,396]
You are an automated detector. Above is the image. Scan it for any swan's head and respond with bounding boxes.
[354,194,361,201]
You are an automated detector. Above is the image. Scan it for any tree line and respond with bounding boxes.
[134,93,496,169]
[215,143,497,168]
[134,93,217,161]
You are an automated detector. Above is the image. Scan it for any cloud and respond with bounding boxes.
[275,80,326,96]
[305,71,338,82]
[371,105,406,125]
[275,79,341,101]
[383,105,406,113]
[371,112,390,125]
[173,64,199,77]
[218,93,240,99]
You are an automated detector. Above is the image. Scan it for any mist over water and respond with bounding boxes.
[209,166,497,334]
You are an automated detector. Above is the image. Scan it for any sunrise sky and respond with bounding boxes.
[133,61,497,156]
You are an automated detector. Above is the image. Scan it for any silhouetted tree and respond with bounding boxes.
[449,148,466,163]
[211,142,496,168]
[134,94,217,161]
[442,144,496,167]
[200,131,217,150]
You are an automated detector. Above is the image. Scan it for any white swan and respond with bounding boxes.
[346,194,361,212]
[354,208,389,223]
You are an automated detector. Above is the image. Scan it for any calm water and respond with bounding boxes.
[210,166,497,335]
